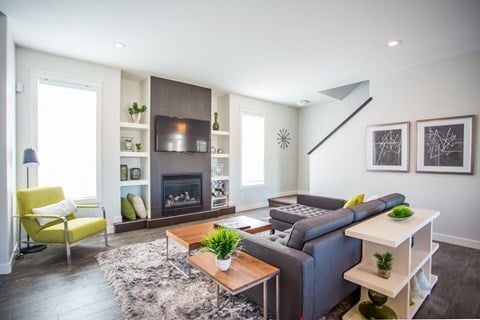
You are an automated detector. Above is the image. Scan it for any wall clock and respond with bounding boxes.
[277,128,290,149]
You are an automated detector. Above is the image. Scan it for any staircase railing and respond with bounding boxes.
[307,97,373,155]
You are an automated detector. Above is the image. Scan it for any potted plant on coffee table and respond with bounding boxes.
[374,251,393,279]
[202,227,241,271]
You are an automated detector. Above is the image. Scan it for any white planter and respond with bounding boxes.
[131,113,143,123]
[215,255,232,271]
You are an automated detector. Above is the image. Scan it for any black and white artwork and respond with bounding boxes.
[417,115,474,174]
[367,122,409,172]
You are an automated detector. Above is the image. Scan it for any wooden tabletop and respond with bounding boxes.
[187,251,279,295]
[166,215,271,250]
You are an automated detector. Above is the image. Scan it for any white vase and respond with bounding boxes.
[131,113,142,123]
[215,255,232,271]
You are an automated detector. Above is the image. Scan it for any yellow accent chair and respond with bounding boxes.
[16,186,108,264]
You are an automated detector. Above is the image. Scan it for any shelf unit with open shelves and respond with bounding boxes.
[117,73,151,230]
[343,208,440,320]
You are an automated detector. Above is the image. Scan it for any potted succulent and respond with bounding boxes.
[135,143,142,152]
[202,227,241,271]
[128,102,147,123]
[374,251,393,279]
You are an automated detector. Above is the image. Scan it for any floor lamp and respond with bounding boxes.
[19,148,47,254]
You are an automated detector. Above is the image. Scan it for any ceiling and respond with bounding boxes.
[1,0,479,107]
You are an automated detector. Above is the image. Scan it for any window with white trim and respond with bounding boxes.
[241,111,264,187]
[37,77,101,202]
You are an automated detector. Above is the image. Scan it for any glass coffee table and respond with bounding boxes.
[165,215,271,277]
[188,251,280,320]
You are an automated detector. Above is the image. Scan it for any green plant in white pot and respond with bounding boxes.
[202,227,241,271]
[374,251,393,279]
[128,102,147,123]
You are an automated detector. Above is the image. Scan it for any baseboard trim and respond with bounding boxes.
[236,202,268,212]
[0,245,16,274]
[267,190,299,198]
[433,232,480,250]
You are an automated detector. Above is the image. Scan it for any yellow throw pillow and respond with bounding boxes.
[343,194,365,208]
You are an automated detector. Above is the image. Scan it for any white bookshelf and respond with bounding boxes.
[343,208,440,320]
[119,74,151,221]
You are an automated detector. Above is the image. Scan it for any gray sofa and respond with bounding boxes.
[239,193,406,320]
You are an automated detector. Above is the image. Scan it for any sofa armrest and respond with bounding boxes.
[239,231,315,320]
[297,194,346,210]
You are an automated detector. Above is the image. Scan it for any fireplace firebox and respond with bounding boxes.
[162,174,203,215]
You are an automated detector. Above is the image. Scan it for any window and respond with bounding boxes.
[241,111,264,187]
[37,76,101,202]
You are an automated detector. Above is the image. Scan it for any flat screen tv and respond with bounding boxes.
[155,115,210,153]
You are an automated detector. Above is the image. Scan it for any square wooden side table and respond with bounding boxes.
[188,251,280,320]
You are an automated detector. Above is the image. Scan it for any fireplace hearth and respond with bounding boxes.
[162,174,203,216]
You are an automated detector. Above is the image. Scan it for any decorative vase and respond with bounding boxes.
[378,268,391,279]
[212,112,220,130]
[131,113,142,123]
[358,289,398,319]
[215,255,231,271]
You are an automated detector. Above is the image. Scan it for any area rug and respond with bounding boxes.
[96,238,354,320]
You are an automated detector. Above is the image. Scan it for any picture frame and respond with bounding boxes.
[366,122,409,172]
[121,136,133,151]
[416,115,474,174]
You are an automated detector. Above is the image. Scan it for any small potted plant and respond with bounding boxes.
[374,251,393,279]
[128,102,147,123]
[202,227,241,271]
[135,143,142,152]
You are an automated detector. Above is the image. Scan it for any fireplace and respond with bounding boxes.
[162,174,203,215]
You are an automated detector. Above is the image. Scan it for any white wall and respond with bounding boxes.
[228,93,298,211]
[309,52,480,249]
[15,47,121,233]
[0,12,16,274]
[298,82,370,192]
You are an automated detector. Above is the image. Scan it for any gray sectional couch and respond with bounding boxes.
[239,193,406,320]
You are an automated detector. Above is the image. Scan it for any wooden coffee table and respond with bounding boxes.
[166,216,271,277]
[188,251,280,320]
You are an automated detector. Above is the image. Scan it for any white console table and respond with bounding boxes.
[343,208,440,319]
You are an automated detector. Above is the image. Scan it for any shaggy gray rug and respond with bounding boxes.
[96,238,354,320]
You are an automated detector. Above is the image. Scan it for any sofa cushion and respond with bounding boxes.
[267,231,290,246]
[350,200,386,222]
[270,204,331,225]
[378,193,406,209]
[297,194,346,210]
[286,208,355,250]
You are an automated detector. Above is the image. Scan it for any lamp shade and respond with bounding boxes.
[23,148,39,167]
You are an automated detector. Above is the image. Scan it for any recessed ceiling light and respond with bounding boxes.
[260,83,268,88]
[114,42,126,49]
[297,100,311,107]
[386,40,401,47]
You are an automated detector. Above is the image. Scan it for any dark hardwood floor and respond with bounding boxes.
[0,208,478,320]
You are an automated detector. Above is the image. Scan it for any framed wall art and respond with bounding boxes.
[416,115,474,174]
[366,122,409,172]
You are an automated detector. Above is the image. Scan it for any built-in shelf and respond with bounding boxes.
[212,153,229,158]
[212,175,229,181]
[211,130,229,136]
[120,151,149,158]
[120,179,149,187]
[120,121,149,130]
